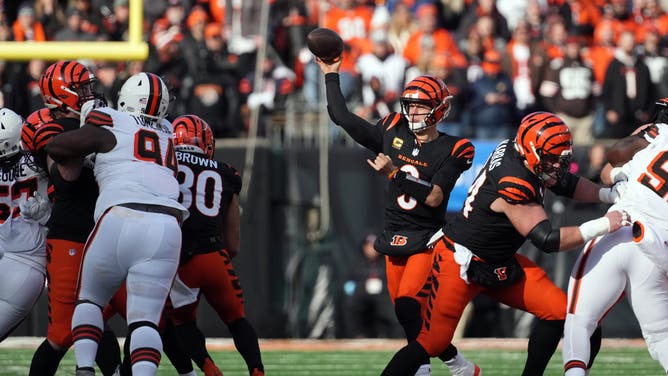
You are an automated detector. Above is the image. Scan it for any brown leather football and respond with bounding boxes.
[306,28,344,64]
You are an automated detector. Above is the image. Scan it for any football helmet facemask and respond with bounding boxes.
[515,111,572,185]
[173,115,214,159]
[400,75,452,133]
[117,72,170,122]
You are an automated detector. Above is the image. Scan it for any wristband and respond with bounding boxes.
[578,217,611,243]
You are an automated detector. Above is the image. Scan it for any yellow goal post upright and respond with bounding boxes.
[0,0,148,61]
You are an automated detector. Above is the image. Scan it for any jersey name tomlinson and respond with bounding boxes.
[397,154,428,167]
[176,152,219,168]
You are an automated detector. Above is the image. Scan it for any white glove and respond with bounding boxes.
[79,98,107,127]
[19,191,51,224]
[598,181,628,204]
[609,166,629,184]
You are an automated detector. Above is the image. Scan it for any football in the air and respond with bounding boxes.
[306,28,344,64]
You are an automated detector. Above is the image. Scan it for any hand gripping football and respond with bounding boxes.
[307,28,344,64]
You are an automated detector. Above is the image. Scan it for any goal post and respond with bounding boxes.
[0,0,148,61]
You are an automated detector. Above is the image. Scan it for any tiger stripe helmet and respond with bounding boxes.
[400,75,453,132]
[515,111,572,183]
[117,72,170,122]
[173,115,214,159]
[21,108,61,154]
[39,61,101,114]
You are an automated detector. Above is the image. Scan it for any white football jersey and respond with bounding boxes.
[611,123,668,229]
[91,108,188,222]
[0,154,49,257]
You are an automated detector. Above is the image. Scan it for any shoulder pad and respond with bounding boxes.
[497,176,537,204]
[451,138,475,161]
[85,109,114,127]
[379,112,402,132]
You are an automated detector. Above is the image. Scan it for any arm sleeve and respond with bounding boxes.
[431,139,475,193]
[527,219,560,253]
[325,73,383,152]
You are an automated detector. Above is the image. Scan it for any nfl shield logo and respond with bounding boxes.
[412,148,419,156]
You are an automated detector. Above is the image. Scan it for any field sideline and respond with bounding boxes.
[0,337,661,375]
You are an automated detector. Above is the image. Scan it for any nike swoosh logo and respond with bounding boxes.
[466,160,473,164]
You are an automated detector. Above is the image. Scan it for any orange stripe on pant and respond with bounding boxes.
[417,240,567,356]
[170,250,245,325]
[385,248,435,305]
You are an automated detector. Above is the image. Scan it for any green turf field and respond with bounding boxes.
[0,347,662,375]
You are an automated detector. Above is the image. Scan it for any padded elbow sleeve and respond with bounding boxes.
[392,170,432,203]
[527,219,561,253]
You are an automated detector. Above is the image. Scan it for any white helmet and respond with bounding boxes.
[117,72,170,122]
[0,108,24,161]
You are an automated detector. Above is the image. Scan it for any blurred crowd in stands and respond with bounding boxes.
[0,0,667,142]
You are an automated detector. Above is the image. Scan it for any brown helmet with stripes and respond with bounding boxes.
[173,114,214,159]
[39,61,101,114]
[117,72,170,122]
[515,111,572,184]
[400,75,453,132]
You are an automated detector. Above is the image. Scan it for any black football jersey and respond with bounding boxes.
[44,118,98,243]
[176,151,241,253]
[444,139,545,263]
[333,111,473,232]
[376,114,474,231]
[325,73,473,233]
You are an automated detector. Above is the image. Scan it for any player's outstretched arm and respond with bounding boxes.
[45,125,115,163]
[493,198,629,252]
[316,57,382,152]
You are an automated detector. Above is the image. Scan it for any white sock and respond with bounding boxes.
[415,363,431,376]
[565,368,586,376]
[130,325,162,376]
[444,353,468,368]
[72,302,104,369]
[179,372,197,376]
